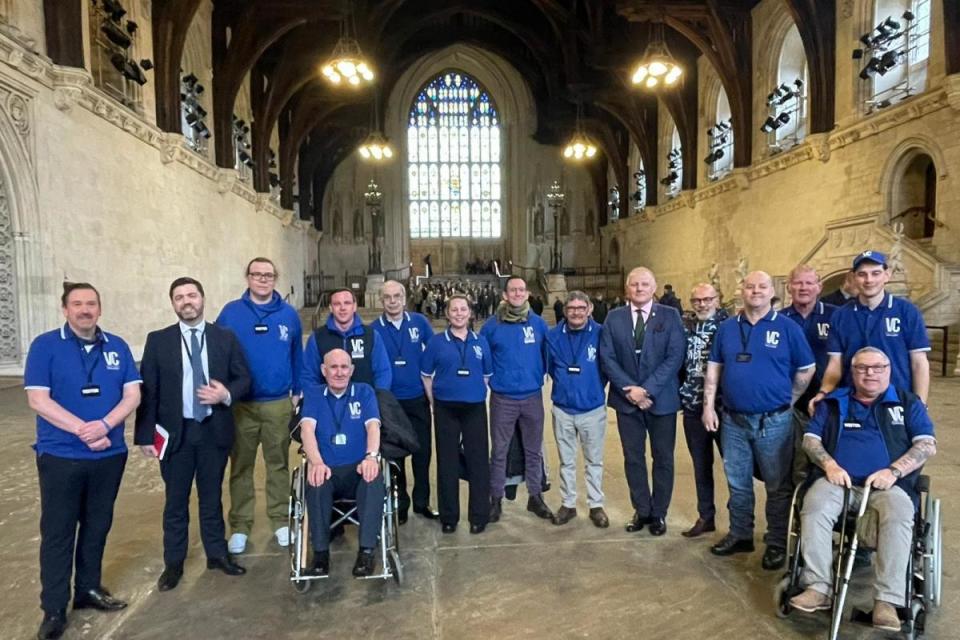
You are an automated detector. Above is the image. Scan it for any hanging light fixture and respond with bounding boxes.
[631,20,683,90]
[321,5,375,87]
[358,88,394,162]
[562,103,598,162]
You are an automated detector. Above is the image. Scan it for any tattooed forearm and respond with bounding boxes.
[891,438,937,476]
[792,368,814,405]
[703,363,720,408]
[802,435,837,469]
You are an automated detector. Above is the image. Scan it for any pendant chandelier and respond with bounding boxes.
[321,6,375,87]
[631,21,683,90]
[562,103,598,162]
[358,89,394,162]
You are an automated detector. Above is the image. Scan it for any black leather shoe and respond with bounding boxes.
[352,548,375,577]
[589,507,610,528]
[681,517,717,538]
[469,523,486,534]
[37,610,67,640]
[73,586,127,611]
[310,551,330,577]
[441,523,457,534]
[398,510,409,525]
[207,554,247,576]
[489,498,502,523]
[504,485,518,501]
[710,534,755,556]
[526,494,554,520]
[625,512,652,533]
[648,517,667,536]
[157,564,183,592]
[414,506,440,520]
[762,546,787,570]
[552,506,577,526]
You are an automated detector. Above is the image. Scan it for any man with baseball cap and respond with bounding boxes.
[809,250,930,416]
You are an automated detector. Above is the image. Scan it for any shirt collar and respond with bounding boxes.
[445,328,477,342]
[739,307,778,324]
[630,300,653,317]
[179,320,206,336]
[379,311,409,328]
[561,320,593,334]
[323,383,354,399]
[60,323,109,343]
[853,292,892,312]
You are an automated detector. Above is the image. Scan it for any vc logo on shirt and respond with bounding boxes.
[765,331,780,348]
[522,326,536,344]
[102,352,120,369]
[587,345,597,362]
[278,324,289,341]
[349,401,362,418]
[817,323,829,340]
[350,338,365,359]
[887,406,904,425]
[885,317,901,336]
[473,345,483,359]
[408,327,420,342]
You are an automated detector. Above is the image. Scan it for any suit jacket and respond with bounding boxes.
[599,303,685,416]
[134,322,251,455]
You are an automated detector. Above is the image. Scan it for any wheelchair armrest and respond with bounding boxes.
[916,474,930,494]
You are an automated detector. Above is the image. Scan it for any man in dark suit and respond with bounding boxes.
[599,267,684,536]
[135,277,252,592]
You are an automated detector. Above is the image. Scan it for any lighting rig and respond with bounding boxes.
[759,78,804,152]
[853,11,918,111]
[180,73,210,154]
[703,119,733,180]
[659,148,682,196]
[232,116,254,176]
[608,186,621,221]
[91,0,153,105]
[630,170,646,212]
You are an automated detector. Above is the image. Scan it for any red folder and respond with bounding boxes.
[154,425,170,460]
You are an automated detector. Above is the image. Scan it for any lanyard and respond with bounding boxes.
[450,330,471,370]
[326,388,351,434]
[736,314,755,353]
[181,330,206,363]
[76,338,103,384]
[383,315,407,359]
[563,325,589,367]
[243,298,278,324]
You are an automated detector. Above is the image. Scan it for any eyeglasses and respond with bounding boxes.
[852,364,889,374]
[690,296,717,305]
[248,272,276,281]
[565,305,589,312]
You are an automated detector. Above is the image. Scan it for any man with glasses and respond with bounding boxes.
[217,257,303,553]
[545,291,610,527]
[678,283,727,538]
[790,347,936,632]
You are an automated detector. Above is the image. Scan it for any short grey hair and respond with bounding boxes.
[565,290,591,306]
[851,346,891,366]
[381,280,406,297]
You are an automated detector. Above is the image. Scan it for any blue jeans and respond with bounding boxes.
[721,408,794,548]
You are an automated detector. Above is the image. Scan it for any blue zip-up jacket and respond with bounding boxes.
[301,313,392,390]
[216,290,302,401]
[546,319,607,413]
[480,312,547,399]
[372,311,434,400]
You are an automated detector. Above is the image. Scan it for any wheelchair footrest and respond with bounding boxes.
[850,607,910,631]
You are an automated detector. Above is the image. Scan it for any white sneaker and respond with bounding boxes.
[274,526,290,547]
[228,532,247,554]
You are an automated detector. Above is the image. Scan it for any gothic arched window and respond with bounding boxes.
[407,71,501,239]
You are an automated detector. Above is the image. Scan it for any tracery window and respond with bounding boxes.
[407,71,501,238]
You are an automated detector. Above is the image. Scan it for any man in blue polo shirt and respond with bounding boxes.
[703,271,815,570]
[217,257,303,553]
[482,276,553,523]
[545,291,609,528]
[790,347,936,632]
[373,280,437,523]
[810,250,930,415]
[25,283,142,640]
[302,288,392,391]
[299,348,385,578]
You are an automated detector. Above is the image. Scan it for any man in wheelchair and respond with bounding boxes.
[298,349,385,578]
[791,346,936,631]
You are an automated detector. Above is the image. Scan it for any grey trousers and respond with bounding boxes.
[551,405,607,508]
[800,477,914,606]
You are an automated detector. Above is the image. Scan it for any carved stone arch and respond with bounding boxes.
[878,135,948,225]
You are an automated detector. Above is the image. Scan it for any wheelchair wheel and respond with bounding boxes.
[388,548,403,585]
[932,498,942,607]
[292,578,312,594]
[773,576,792,618]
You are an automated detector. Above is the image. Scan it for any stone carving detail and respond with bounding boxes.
[0,178,19,363]
[887,222,909,296]
[841,0,854,18]
[6,92,26,135]
[734,256,749,291]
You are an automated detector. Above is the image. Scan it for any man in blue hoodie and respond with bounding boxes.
[302,288,392,391]
[545,291,609,528]
[216,257,303,554]
[482,276,553,523]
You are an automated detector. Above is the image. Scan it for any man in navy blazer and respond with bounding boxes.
[599,267,685,535]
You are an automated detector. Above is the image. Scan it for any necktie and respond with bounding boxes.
[190,329,207,421]
[634,309,646,348]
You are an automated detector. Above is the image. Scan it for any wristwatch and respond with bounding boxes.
[888,466,902,479]
[365,451,381,462]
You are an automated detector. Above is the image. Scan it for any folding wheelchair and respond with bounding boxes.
[775,475,942,639]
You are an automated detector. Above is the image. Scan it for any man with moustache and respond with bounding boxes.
[678,282,727,538]
[26,283,142,640]
[135,277,252,592]
[599,267,685,536]
[703,271,815,570]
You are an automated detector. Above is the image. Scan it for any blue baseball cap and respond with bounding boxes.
[852,250,888,271]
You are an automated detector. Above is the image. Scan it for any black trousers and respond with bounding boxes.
[307,463,385,552]
[37,452,126,613]
[159,420,229,566]
[392,395,433,513]
[682,409,723,521]
[616,410,677,519]
[435,400,490,526]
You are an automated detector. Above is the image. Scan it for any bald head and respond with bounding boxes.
[742,271,775,311]
[321,348,354,392]
[625,267,657,307]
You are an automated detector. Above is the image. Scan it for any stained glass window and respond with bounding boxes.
[408,71,501,238]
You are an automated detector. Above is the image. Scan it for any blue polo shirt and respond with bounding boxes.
[546,319,607,414]
[827,293,930,390]
[479,313,547,399]
[371,312,434,400]
[24,324,141,459]
[300,382,380,468]
[782,300,836,405]
[806,386,935,486]
[421,329,492,403]
[709,309,815,414]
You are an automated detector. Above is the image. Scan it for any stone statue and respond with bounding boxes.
[735,256,749,291]
[533,202,545,238]
[887,221,909,296]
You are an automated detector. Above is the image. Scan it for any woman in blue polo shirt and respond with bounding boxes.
[421,294,493,534]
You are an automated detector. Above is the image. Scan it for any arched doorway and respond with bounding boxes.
[891,153,937,241]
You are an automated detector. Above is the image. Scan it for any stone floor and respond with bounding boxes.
[1,379,957,640]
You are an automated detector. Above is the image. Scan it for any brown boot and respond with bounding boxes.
[681,517,716,538]
[552,506,577,525]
